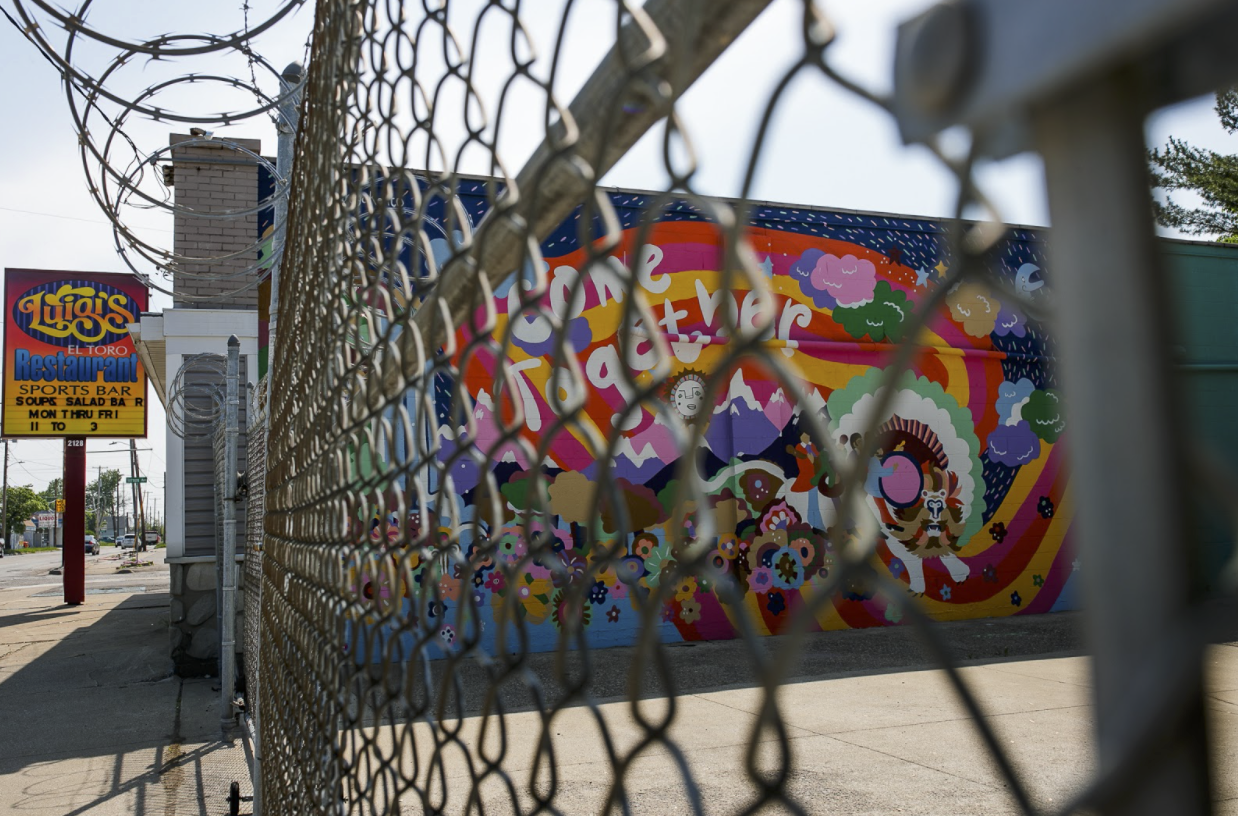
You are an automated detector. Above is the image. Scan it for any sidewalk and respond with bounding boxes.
[0,567,251,815]
[0,575,1234,815]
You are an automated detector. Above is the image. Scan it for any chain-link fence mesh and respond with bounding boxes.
[245,386,269,732]
[5,0,1234,813]
[254,2,1231,815]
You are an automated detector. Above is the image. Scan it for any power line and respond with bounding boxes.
[0,205,174,232]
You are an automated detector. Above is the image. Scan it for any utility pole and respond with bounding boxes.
[1,440,9,550]
[54,459,62,549]
[129,440,145,553]
[95,466,102,537]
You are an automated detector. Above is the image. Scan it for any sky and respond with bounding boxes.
[0,0,1232,510]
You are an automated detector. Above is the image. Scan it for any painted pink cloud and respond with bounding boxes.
[811,254,877,307]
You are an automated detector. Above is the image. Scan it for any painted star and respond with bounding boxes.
[934,260,948,276]
[914,267,931,287]
[759,255,774,277]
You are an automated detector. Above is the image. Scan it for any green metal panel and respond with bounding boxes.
[1163,239,1238,593]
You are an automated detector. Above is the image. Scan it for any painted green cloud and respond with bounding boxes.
[1023,389,1065,443]
[833,281,912,342]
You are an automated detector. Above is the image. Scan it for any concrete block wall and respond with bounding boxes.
[167,556,245,677]
[170,133,264,309]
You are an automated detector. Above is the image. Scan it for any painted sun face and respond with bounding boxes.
[671,375,705,418]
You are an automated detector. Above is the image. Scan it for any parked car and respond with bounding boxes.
[142,531,161,547]
[119,533,136,550]
[84,535,99,555]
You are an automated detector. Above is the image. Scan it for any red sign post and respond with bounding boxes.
[63,438,86,604]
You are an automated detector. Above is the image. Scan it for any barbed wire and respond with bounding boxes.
[166,353,231,440]
[1,0,307,301]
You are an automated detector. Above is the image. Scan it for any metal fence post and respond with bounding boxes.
[267,62,303,411]
[1034,72,1213,814]
[221,335,241,736]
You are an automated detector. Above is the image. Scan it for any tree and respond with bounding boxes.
[4,485,46,544]
[39,478,62,507]
[1149,88,1238,240]
[87,469,123,532]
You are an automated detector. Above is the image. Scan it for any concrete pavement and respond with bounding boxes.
[0,557,1234,814]
[0,551,249,815]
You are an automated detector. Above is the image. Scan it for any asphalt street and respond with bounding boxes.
[0,546,170,595]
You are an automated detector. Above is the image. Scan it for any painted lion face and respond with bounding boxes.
[883,465,966,554]
[869,416,968,556]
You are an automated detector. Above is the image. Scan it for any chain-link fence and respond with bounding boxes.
[5,0,1236,813]
[249,1,1238,815]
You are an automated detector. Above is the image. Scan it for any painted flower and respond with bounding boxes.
[608,576,629,600]
[789,536,815,568]
[661,604,675,623]
[766,590,786,616]
[484,571,505,593]
[551,590,591,631]
[717,535,739,560]
[1011,590,1022,607]
[437,575,462,601]
[940,585,953,601]
[497,533,527,562]
[748,531,789,573]
[771,548,805,590]
[467,547,494,573]
[680,512,697,542]
[617,555,646,584]
[633,533,659,559]
[607,605,621,623]
[759,499,800,533]
[1032,574,1045,587]
[884,602,903,623]
[551,549,588,588]
[680,599,702,624]
[982,564,997,583]
[1037,496,1055,519]
[989,522,1007,543]
[674,576,698,602]
[889,558,906,579]
[748,566,774,593]
[643,545,676,588]
[438,624,457,647]
[589,580,609,605]
[515,574,554,625]
[739,469,782,512]
[471,587,486,608]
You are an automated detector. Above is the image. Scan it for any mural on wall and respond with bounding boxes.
[341,183,1076,660]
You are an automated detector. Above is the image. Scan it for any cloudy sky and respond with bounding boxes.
[0,0,1231,509]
